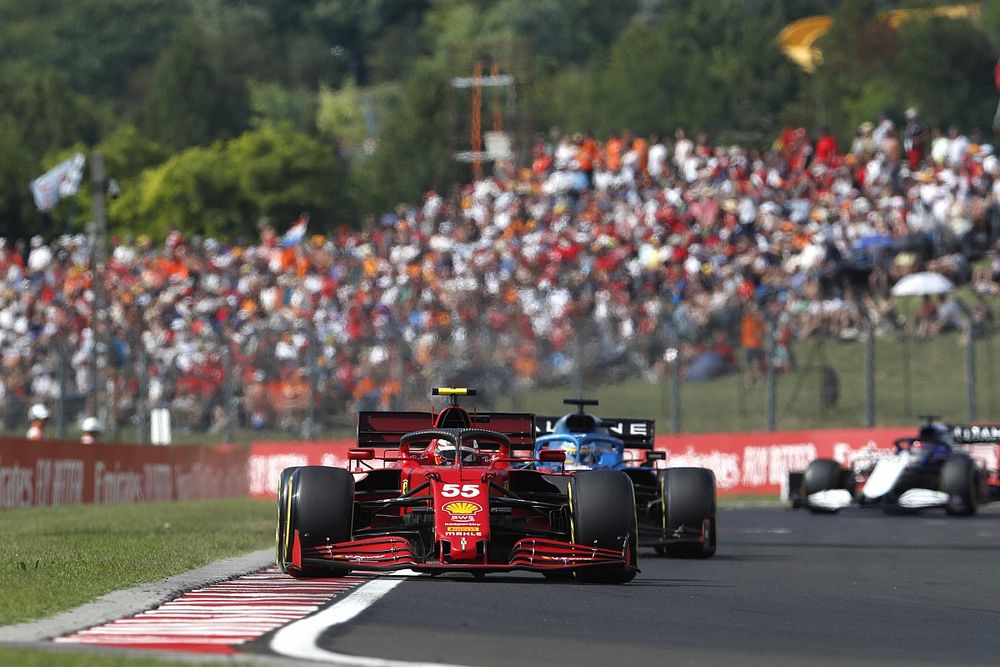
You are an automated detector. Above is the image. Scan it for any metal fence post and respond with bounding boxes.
[137,349,150,444]
[223,345,236,444]
[670,338,681,435]
[864,312,875,428]
[56,339,68,439]
[305,329,318,440]
[765,319,776,432]
[965,305,977,423]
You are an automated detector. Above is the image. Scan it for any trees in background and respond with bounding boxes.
[0,0,996,241]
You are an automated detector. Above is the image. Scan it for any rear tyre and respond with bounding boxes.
[281,466,355,577]
[803,459,844,514]
[941,456,979,516]
[658,467,717,558]
[569,470,638,584]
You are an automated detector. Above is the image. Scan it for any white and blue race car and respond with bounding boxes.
[791,417,999,515]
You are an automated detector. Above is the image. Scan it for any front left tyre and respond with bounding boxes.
[569,469,639,584]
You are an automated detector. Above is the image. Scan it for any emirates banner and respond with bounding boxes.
[0,439,247,509]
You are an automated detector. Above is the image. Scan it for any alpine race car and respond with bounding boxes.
[534,398,716,558]
[276,388,638,583]
[790,417,1000,515]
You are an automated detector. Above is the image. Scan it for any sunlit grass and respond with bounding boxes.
[0,498,273,625]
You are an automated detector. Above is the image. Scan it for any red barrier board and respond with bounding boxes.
[0,427,931,508]
[247,441,354,499]
[244,428,918,499]
[0,439,247,509]
[652,427,915,496]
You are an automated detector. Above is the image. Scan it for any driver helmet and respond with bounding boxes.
[917,422,953,447]
[433,441,479,465]
[559,443,579,465]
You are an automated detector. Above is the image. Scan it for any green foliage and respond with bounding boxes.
[110,143,245,241]
[111,125,353,240]
[0,1,997,239]
[316,82,366,148]
[227,124,353,231]
[136,25,249,150]
[357,59,452,215]
[249,80,317,133]
[893,16,996,131]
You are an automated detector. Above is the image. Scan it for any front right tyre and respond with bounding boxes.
[276,465,354,577]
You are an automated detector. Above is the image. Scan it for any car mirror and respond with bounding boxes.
[538,449,566,464]
[348,448,375,461]
[645,450,666,464]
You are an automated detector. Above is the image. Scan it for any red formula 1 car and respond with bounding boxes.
[276,388,638,583]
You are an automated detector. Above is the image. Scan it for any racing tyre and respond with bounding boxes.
[281,466,355,577]
[569,470,638,583]
[656,467,717,558]
[276,466,300,569]
[941,456,980,516]
[803,458,844,514]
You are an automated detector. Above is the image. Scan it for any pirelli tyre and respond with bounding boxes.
[941,456,980,516]
[569,469,638,584]
[278,466,354,577]
[656,467,717,558]
[803,458,844,514]
[276,466,300,569]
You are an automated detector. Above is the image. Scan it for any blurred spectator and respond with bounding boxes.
[26,404,49,440]
[0,114,994,437]
[80,416,102,445]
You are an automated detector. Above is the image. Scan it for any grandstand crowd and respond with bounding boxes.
[2,110,999,435]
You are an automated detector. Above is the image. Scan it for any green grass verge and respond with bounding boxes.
[0,498,273,626]
[0,647,191,667]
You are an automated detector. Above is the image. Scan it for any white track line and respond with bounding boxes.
[269,572,471,667]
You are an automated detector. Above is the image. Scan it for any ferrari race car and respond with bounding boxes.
[535,398,717,558]
[277,388,638,583]
[790,417,1000,515]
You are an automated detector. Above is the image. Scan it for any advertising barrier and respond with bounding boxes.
[0,439,247,509]
[243,427,919,499]
[0,427,929,508]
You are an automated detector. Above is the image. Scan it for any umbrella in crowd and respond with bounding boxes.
[890,271,956,297]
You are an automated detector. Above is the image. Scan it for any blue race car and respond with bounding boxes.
[535,398,717,558]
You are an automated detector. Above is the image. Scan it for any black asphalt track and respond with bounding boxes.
[315,506,1000,666]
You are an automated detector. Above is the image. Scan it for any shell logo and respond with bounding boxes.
[442,501,482,522]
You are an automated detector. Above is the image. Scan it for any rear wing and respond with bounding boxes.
[359,411,536,449]
[534,416,656,449]
[950,424,1000,444]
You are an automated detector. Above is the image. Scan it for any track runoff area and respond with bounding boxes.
[37,505,1000,666]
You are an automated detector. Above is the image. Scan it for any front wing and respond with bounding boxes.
[288,532,632,575]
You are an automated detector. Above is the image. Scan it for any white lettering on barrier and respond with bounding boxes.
[143,464,174,502]
[248,454,310,496]
[660,447,742,489]
[35,459,52,505]
[742,444,817,487]
[94,461,143,504]
[52,459,84,505]
[0,457,33,508]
